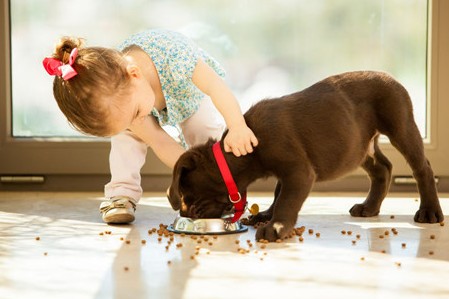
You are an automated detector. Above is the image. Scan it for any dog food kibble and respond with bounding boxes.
[401,243,406,248]
[429,250,434,255]
[379,235,384,239]
[390,215,395,219]
[124,267,129,271]
[352,240,357,245]
[395,262,401,267]
[240,217,250,225]
[99,232,104,236]
[299,236,304,242]
[295,226,306,235]
[341,230,347,235]
[44,252,48,256]
[356,234,361,239]
[360,257,365,261]
[308,229,314,234]
[167,260,172,265]
[141,240,146,245]
[315,233,320,238]
[347,231,353,236]
[125,240,131,244]
[35,237,40,241]
[430,235,436,240]
[384,230,389,236]
[237,248,245,254]
[235,240,240,245]
[440,222,445,226]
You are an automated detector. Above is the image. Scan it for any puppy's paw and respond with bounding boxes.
[255,221,292,242]
[349,204,380,217]
[414,207,444,223]
[247,210,272,226]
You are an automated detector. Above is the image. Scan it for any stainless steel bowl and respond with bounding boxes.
[167,215,248,235]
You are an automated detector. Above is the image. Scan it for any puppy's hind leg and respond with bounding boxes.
[388,125,443,223]
[350,137,392,217]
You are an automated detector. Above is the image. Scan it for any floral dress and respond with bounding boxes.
[119,29,226,146]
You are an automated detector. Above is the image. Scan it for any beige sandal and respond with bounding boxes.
[100,197,136,224]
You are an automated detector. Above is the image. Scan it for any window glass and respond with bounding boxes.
[10,0,427,137]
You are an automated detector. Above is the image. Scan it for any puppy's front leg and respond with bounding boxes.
[247,181,281,225]
[256,173,315,242]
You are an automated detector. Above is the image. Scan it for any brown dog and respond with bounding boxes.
[168,71,444,242]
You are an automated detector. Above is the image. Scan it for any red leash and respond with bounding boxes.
[212,142,247,223]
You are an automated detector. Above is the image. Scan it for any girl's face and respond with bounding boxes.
[108,71,155,135]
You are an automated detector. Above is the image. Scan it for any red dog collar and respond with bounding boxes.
[212,142,247,223]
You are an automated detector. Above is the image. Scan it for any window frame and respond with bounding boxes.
[1,0,448,192]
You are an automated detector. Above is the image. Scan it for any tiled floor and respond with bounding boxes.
[0,191,448,299]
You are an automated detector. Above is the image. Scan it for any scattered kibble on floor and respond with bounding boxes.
[89,217,444,270]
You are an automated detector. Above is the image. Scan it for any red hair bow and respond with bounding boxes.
[42,48,78,80]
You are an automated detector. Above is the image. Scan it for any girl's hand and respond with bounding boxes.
[191,59,258,156]
[224,123,258,157]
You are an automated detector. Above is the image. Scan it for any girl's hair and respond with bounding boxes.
[51,37,131,136]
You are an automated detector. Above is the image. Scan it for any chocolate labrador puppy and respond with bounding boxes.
[168,71,444,242]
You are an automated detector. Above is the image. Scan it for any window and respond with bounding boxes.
[1,0,448,191]
[11,0,428,137]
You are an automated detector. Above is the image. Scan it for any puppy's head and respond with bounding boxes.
[168,140,234,219]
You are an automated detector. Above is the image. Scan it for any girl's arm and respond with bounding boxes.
[192,59,258,156]
[128,115,185,169]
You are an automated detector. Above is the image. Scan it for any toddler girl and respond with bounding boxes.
[43,29,258,224]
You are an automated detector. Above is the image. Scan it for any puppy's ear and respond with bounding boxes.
[167,153,198,211]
